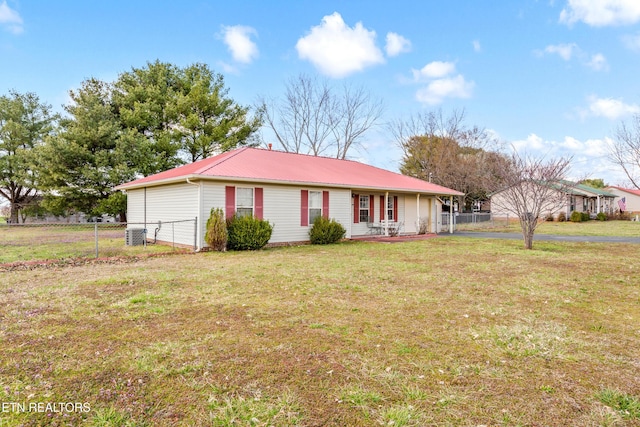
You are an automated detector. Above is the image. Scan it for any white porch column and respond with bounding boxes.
[597,195,601,214]
[384,191,389,236]
[449,196,454,234]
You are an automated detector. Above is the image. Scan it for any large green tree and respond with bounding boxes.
[38,79,133,221]
[38,61,260,220]
[113,60,261,171]
[0,91,56,223]
[173,63,261,162]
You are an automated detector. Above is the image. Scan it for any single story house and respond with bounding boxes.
[115,147,463,249]
[605,186,640,214]
[491,180,617,220]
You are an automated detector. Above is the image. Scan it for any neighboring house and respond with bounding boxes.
[491,180,617,219]
[115,147,463,249]
[605,186,640,214]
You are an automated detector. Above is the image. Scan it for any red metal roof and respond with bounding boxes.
[116,147,463,196]
[607,186,640,197]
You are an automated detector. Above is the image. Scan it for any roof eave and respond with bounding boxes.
[116,174,463,196]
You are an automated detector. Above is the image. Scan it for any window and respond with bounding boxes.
[359,195,370,222]
[236,187,254,217]
[309,191,322,224]
[387,197,394,221]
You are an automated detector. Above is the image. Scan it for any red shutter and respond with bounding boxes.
[322,191,329,219]
[255,187,263,220]
[353,194,359,223]
[225,186,235,219]
[380,195,384,221]
[301,190,309,226]
[393,196,398,221]
[369,195,374,223]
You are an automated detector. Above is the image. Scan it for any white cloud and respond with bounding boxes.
[511,133,620,181]
[536,43,608,71]
[221,25,259,64]
[587,53,609,71]
[560,0,640,26]
[296,12,384,78]
[415,75,475,105]
[0,0,23,34]
[622,33,640,51]
[512,133,548,152]
[385,32,411,57]
[586,96,640,119]
[411,61,456,81]
[543,43,578,60]
[472,40,482,53]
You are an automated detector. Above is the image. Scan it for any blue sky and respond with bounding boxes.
[2,0,640,184]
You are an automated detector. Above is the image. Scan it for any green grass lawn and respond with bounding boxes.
[458,218,640,237]
[1,238,639,426]
[0,225,179,263]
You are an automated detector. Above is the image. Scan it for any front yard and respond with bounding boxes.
[1,238,639,426]
[459,218,640,237]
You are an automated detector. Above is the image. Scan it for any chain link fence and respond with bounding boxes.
[0,219,197,264]
[441,212,510,233]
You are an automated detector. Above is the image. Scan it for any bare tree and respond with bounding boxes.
[489,151,572,249]
[393,109,504,210]
[258,74,383,159]
[609,113,640,189]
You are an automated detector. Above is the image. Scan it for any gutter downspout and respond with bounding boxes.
[416,194,420,234]
[186,178,203,251]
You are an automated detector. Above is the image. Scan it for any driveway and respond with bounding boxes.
[446,231,640,244]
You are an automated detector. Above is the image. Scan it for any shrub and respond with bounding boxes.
[557,211,566,222]
[204,208,227,251]
[570,211,583,222]
[545,212,554,222]
[309,216,346,245]
[388,221,404,237]
[226,214,273,250]
[581,212,590,221]
[596,212,606,221]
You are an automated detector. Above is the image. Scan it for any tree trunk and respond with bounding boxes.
[523,231,534,250]
[9,203,19,224]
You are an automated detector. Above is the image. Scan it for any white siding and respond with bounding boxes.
[201,182,352,244]
[404,195,436,233]
[606,188,640,214]
[351,193,406,236]
[126,189,145,224]
[127,179,452,246]
[126,184,198,247]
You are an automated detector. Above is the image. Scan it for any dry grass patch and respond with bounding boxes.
[0,238,639,426]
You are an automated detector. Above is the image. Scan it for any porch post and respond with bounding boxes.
[597,195,600,214]
[449,196,454,234]
[384,191,389,236]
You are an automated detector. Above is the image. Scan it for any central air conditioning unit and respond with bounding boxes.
[125,228,146,246]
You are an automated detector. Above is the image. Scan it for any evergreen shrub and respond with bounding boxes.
[226,214,273,250]
[204,208,227,251]
[570,211,583,222]
[309,216,346,245]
